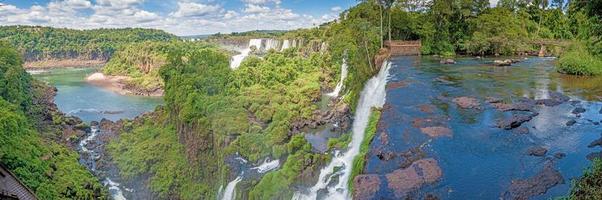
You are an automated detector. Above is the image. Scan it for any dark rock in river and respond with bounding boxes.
[572,107,586,115]
[353,174,381,200]
[420,126,452,138]
[588,137,602,148]
[535,92,570,107]
[387,80,409,90]
[440,59,456,64]
[566,119,577,126]
[503,162,564,200]
[376,150,396,161]
[511,127,530,135]
[599,107,602,114]
[452,97,480,109]
[554,153,566,159]
[485,97,503,104]
[386,158,442,198]
[492,102,535,112]
[586,152,602,161]
[497,114,534,130]
[290,103,351,134]
[527,146,548,157]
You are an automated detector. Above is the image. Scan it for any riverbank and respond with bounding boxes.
[86,72,164,97]
[24,59,107,69]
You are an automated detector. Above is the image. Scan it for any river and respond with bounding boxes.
[361,56,602,199]
[31,67,163,200]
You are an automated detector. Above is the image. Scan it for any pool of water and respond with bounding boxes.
[365,56,602,199]
[32,67,163,122]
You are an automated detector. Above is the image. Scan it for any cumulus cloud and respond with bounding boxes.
[0,0,344,36]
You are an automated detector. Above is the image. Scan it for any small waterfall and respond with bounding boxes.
[251,159,280,174]
[221,176,242,200]
[294,61,391,200]
[79,126,99,153]
[104,178,127,200]
[326,60,349,97]
[281,40,290,51]
[230,39,263,69]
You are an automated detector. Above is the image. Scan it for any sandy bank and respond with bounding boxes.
[86,72,163,97]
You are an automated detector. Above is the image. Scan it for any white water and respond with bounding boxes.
[104,178,126,200]
[79,126,99,153]
[281,40,290,51]
[221,176,242,200]
[230,39,263,69]
[326,61,349,98]
[265,39,280,51]
[294,61,391,200]
[251,159,280,173]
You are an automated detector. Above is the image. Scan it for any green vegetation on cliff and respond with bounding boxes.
[566,159,602,199]
[0,41,107,199]
[0,25,176,62]
[349,108,381,190]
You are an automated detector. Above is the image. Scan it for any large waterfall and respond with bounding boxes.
[294,61,391,200]
[326,61,349,97]
[230,39,262,69]
[281,40,290,51]
[219,157,280,200]
[221,176,242,200]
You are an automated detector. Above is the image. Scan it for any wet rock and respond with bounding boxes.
[440,59,456,64]
[569,100,581,106]
[486,97,503,104]
[379,132,389,145]
[497,114,534,130]
[588,138,602,148]
[535,92,570,107]
[572,107,586,115]
[492,102,535,112]
[494,59,512,66]
[503,162,564,200]
[527,146,548,157]
[399,147,427,169]
[386,158,442,198]
[452,97,480,109]
[376,150,396,161]
[387,80,409,90]
[554,153,566,159]
[418,104,436,114]
[420,126,452,138]
[599,107,602,114]
[353,174,381,200]
[586,152,602,161]
[511,127,530,135]
[90,121,100,127]
[412,116,449,129]
[566,119,577,126]
[425,194,440,200]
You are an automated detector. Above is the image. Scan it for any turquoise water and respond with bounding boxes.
[32,67,163,122]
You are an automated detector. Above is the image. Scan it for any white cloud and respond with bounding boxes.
[331,6,342,12]
[171,2,222,18]
[0,1,342,36]
[489,0,498,7]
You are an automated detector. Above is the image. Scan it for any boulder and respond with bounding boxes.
[494,59,512,66]
[566,119,577,126]
[353,174,381,200]
[452,97,480,109]
[497,114,534,130]
[503,162,564,200]
[554,153,566,159]
[386,158,442,198]
[527,146,548,157]
[440,59,456,64]
[511,127,530,134]
[572,107,586,115]
[420,126,452,138]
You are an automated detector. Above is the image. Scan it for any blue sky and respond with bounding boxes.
[0,0,356,35]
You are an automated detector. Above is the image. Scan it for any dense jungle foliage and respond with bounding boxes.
[0,26,176,62]
[0,41,107,199]
[102,41,216,92]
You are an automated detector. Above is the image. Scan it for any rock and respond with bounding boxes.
[527,146,548,157]
[376,150,396,161]
[90,121,100,127]
[535,92,570,107]
[503,162,564,200]
[485,97,503,104]
[572,107,586,115]
[386,158,442,198]
[566,119,577,126]
[494,59,512,66]
[420,126,452,138]
[554,153,566,159]
[418,104,436,114]
[452,97,480,109]
[586,152,602,161]
[588,138,602,148]
[380,132,389,145]
[353,174,381,200]
[387,80,409,90]
[425,194,440,200]
[492,102,535,112]
[435,76,455,84]
[599,107,602,114]
[440,59,456,64]
[511,127,530,134]
[497,114,534,130]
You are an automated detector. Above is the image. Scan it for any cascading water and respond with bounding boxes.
[265,39,280,51]
[294,61,391,200]
[221,176,242,200]
[230,39,263,69]
[281,40,290,51]
[326,60,349,98]
[251,159,280,174]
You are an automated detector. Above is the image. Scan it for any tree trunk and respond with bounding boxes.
[380,4,384,48]
[388,8,392,42]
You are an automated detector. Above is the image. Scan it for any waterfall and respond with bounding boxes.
[281,40,290,51]
[79,126,99,153]
[265,39,280,51]
[294,61,391,200]
[326,60,349,97]
[251,159,280,174]
[104,178,127,200]
[230,39,263,69]
[221,176,242,200]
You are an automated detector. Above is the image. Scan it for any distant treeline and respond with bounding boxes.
[0,25,177,62]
